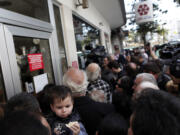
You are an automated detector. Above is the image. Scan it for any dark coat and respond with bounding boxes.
[74,96,115,135]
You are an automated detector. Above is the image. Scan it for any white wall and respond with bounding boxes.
[56,0,112,67]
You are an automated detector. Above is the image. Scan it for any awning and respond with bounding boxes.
[91,0,126,29]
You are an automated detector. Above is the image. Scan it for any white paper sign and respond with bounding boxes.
[135,1,153,24]
[25,82,34,93]
[33,73,48,93]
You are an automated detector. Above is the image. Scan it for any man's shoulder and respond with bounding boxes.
[88,79,110,88]
[96,79,110,86]
[74,96,114,107]
[95,100,114,108]
[74,96,114,108]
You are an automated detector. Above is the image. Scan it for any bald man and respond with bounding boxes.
[86,63,111,103]
[63,68,115,135]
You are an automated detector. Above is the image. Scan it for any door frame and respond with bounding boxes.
[0,24,15,99]
[0,23,59,98]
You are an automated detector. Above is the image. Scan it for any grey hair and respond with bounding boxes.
[134,81,159,99]
[89,90,105,103]
[86,65,101,81]
[136,73,157,85]
[137,81,159,94]
[63,70,88,96]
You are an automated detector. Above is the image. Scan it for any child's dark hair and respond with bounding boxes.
[49,85,73,104]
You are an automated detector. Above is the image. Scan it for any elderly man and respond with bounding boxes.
[132,73,157,90]
[86,63,111,103]
[132,73,158,99]
[133,81,159,100]
[63,68,115,135]
[143,61,171,91]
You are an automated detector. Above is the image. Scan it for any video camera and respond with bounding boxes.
[85,45,107,67]
[159,42,180,59]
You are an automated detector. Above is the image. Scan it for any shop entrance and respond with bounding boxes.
[0,24,55,100]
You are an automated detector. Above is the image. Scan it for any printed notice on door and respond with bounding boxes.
[28,53,44,71]
[33,73,48,93]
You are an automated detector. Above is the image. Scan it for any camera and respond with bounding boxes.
[85,45,107,67]
[159,42,180,59]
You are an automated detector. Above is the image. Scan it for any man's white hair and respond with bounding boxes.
[133,81,159,100]
[63,70,88,96]
[137,81,159,93]
[136,73,157,85]
[89,90,105,103]
[86,64,101,81]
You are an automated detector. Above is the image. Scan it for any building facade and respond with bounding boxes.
[0,0,126,101]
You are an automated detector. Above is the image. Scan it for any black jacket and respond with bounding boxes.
[74,96,115,135]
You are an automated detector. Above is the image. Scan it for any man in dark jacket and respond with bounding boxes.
[170,55,180,91]
[63,68,115,135]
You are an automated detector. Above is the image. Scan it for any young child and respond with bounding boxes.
[46,85,87,135]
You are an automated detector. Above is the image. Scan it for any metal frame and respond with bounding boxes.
[0,8,53,32]
[46,0,66,84]
[72,12,101,31]
[53,1,69,68]
[53,1,71,67]
[2,24,59,96]
[0,23,15,99]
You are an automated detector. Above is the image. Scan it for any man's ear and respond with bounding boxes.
[112,67,115,71]
[128,127,133,135]
[50,104,54,111]
[128,114,134,135]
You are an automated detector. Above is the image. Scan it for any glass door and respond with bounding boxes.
[3,24,57,95]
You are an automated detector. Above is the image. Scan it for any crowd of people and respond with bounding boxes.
[0,43,180,135]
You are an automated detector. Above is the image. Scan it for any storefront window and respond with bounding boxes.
[73,15,101,69]
[53,4,68,75]
[14,36,54,93]
[0,0,50,22]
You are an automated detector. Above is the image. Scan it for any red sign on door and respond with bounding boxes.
[28,53,44,71]
[72,61,78,69]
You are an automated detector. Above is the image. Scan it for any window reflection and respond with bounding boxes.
[73,15,101,69]
[0,0,50,22]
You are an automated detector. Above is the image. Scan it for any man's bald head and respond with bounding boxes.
[86,63,101,81]
[63,68,88,96]
[86,63,99,73]
[66,68,85,85]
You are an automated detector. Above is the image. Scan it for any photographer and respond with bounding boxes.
[169,54,180,91]
[85,45,107,68]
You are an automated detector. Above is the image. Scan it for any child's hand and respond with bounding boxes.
[66,122,80,135]
[54,127,61,135]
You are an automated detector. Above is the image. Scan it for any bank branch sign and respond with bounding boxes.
[135,1,153,24]
[28,53,44,71]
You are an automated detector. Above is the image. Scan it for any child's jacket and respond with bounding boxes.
[46,110,88,135]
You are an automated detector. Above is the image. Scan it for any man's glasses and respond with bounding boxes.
[117,83,123,88]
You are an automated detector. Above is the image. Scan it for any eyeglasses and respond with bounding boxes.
[117,83,123,88]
